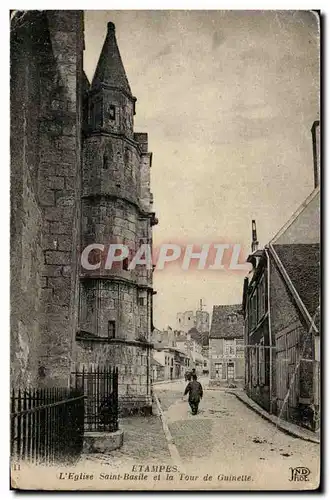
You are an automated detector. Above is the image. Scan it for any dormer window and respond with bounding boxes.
[228,314,237,324]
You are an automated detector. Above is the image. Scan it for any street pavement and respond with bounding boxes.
[79,414,171,472]
[154,378,320,489]
[78,378,320,490]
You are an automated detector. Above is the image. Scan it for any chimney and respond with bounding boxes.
[251,220,259,253]
[311,120,320,188]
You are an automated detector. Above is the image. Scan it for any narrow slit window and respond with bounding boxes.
[109,105,116,121]
[108,321,115,339]
[103,154,108,170]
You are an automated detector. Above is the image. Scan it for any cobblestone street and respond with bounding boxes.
[154,379,320,489]
[78,379,320,490]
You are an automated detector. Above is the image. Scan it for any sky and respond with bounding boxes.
[84,10,320,330]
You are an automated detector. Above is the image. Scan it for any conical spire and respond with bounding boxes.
[91,22,132,96]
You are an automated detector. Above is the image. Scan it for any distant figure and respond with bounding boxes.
[185,371,192,382]
[183,374,203,415]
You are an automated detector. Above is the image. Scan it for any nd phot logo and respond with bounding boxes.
[289,467,311,482]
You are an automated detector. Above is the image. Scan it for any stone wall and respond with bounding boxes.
[75,341,152,414]
[10,11,84,388]
[79,280,150,340]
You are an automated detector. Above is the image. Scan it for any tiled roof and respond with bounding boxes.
[272,243,320,320]
[210,304,244,339]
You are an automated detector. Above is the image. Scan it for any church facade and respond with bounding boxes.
[11,11,157,414]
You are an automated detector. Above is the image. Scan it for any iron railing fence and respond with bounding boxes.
[10,387,85,465]
[72,366,119,432]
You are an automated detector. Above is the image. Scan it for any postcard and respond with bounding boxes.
[10,9,320,491]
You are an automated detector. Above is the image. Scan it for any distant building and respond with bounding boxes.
[176,311,196,333]
[151,357,164,382]
[209,305,244,386]
[176,332,208,376]
[196,309,210,334]
[152,344,190,381]
[176,303,210,353]
[151,327,175,347]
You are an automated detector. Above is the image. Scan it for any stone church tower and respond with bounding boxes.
[75,22,157,414]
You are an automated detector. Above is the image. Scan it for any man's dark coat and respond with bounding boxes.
[184,380,203,403]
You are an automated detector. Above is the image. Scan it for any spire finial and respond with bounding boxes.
[107,21,115,33]
[91,20,132,96]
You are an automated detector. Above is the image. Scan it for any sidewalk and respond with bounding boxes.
[227,389,320,444]
[79,413,172,469]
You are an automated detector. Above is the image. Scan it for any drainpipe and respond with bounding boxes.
[265,247,273,414]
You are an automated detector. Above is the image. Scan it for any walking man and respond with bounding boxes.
[183,373,203,415]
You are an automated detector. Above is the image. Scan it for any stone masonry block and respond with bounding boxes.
[47,11,82,33]
[56,235,73,251]
[41,288,53,302]
[48,276,71,291]
[65,176,76,190]
[39,189,55,206]
[62,265,72,277]
[45,250,71,265]
[127,385,138,395]
[44,207,73,221]
[48,176,65,190]
[43,235,60,250]
[56,163,76,176]
[56,193,75,207]
[49,221,72,234]
[53,285,71,305]
[62,123,76,136]
[42,265,63,277]
[40,277,48,288]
